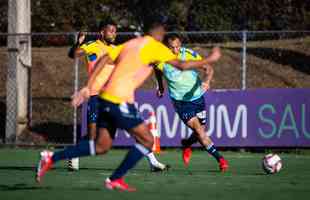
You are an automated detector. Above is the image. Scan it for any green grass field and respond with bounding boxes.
[0,148,310,200]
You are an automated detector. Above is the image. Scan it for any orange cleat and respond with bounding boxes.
[35,150,54,183]
[219,158,229,172]
[105,178,136,192]
[182,147,192,167]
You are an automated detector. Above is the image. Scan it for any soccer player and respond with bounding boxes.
[154,34,228,171]
[67,19,168,172]
[68,19,117,142]
[36,19,221,191]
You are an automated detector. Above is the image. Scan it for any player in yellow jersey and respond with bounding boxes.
[36,19,221,191]
[67,19,169,172]
[65,19,118,171]
[68,18,117,141]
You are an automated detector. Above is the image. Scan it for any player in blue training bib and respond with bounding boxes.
[155,34,229,171]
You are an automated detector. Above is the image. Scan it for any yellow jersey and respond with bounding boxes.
[99,35,177,103]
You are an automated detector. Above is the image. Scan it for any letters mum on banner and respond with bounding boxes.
[82,89,310,147]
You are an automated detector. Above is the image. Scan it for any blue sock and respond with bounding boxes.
[52,140,95,163]
[206,143,223,162]
[110,143,150,180]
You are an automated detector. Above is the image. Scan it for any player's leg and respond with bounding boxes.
[87,95,99,140]
[35,96,112,182]
[35,127,113,182]
[185,105,228,171]
[109,122,153,178]
[103,101,154,191]
[181,133,198,147]
[95,127,114,154]
[172,98,199,166]
[54,126,113,160]
[68,96,98,171]
[146,152,170,172]
[174,96,228,171]
[180,133,197,166]
[105,122,153,191]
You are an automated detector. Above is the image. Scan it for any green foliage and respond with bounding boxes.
[0,0,309,32]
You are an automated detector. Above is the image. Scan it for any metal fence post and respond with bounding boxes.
[73,32,79,145]
[6,0,31,143]
[241,30,247,90]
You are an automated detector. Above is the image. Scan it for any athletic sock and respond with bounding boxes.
[110,143,150,180]
[182,133,198,147]
[146,152,160,167]
[52,140,95,163]
[206,143,223,162]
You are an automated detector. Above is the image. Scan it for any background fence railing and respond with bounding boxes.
[0,31,309,146]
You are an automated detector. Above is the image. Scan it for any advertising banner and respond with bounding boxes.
[81,89,310,147]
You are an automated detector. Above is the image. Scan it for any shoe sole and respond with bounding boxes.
[105,184,136,192]
[151,164,171,172]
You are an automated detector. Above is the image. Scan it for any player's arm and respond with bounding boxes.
[166,47,221,70]
[68,32,86,59]
[87,44,122,90]
[201,64,214,91]
[71,54,114,107]
[86,54,114,91]
[153,66,165,98]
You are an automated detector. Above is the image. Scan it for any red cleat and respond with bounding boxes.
[182,147,192,167]
[105,178,136,192]
[35,150,54,183]
[219,158,229,172]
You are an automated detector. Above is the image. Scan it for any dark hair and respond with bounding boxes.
[143,16,167,33]
[166,33,182,42]
[99,17,117,30]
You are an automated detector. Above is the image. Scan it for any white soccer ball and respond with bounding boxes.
[262,154,282,174]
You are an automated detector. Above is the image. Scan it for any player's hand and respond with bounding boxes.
[71,87,90,107]
[156,89,164,98]
[207,47,221,63]
[77,32,86,45]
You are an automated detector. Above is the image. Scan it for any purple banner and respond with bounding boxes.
[81,89,310,147]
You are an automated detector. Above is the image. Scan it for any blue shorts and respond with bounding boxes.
[87,95,99,124]
[97,98,144,136]
[172,96,207,125]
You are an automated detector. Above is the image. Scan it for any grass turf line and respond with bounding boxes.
[0,148,309,200]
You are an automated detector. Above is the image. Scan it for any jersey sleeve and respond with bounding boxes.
[140,38,177,65]
[80,41,108,57]
[152,42,177,63]
[79,41,94,55]
[185,48,202,61]
[108,44,124,61]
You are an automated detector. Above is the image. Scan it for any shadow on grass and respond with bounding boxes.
[0,184,51,191]
[0,166,34,171]
[0,183,102,191]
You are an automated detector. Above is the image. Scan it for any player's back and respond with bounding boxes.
[101,36,155,103]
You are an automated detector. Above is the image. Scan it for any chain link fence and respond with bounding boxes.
[0,34,7,144]
[0,31,309,146]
